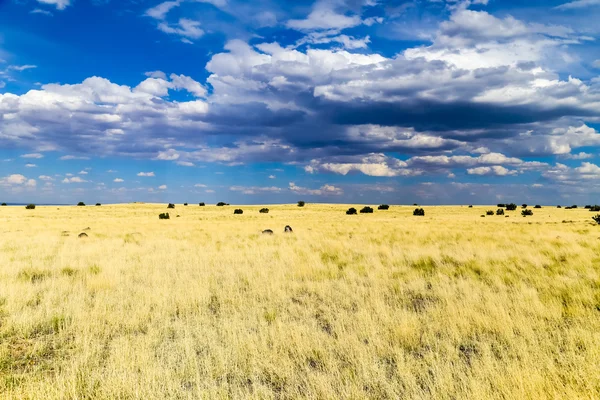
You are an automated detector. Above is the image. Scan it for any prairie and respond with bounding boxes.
[0,204,599,399]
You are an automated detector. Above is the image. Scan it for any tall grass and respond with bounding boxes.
[0,204,599,399]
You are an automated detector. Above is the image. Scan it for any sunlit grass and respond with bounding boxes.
[0,204,599,399]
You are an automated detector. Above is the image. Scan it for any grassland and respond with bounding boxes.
[0,204,599,399]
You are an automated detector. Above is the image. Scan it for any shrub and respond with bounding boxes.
[184,203,188,206]
[346,207,357,215]
[522,209,533,217]
[557,205,562,208]
[565,206,572,210]
[571,205,578,209]
[1,203,6,206]
[217,202,227,206]
[589,205,600,212]
[585,205,592,209]
[522,204,528,209]
[413,203,418,206]
[534,205,542,209]
[159,213,170,220]
[167,203,175,209]
[259,208,269,214]
[506,203,517,211]
[469,205,473,208]
[413,208,425,216]
[77,202,85,206]
[95,203,101,206]
[297,201,305,207]
[486,210,494,216]
[234,209,243,214]
[496,209,505,216]
[378,204,390,210]
[25,204,36,210]
[360,206,374,214]
[593,215,600,225]
[497,203,506,208]
[199,202,205,206]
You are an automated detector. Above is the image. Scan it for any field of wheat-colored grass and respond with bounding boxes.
[0,203,599,399]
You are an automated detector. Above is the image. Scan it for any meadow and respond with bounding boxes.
[0,203,599,399]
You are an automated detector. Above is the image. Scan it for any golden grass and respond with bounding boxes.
[0,204,599,399]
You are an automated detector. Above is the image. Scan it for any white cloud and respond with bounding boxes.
[287,1,362,31]
[176,161,195,167]
[137,172,155,177]
[0,174,36,187]
[36,0,70,10]
[145,0,181,20]
[39,175,54,181]
[21,153,44,159]
[158,185,167,190]
[62,176,87,183]
[25,163,37,168]
[194,184,207,187]
[8,65,37,72]
[268,175,276,179]
[289,182,343,196]
[60,155,90,160]
[229,185,282,195]
[467,166,518,176]
[79,170,88,175]
[113,178,124,183]
[158,18,204,40]
[554,0,600,10]
[31,8,53,16]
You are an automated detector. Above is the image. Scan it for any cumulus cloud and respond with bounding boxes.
[62,176,87,183]
[158,18,204,40]
[158,185,167,190]
[113,178,124,183]
[137,172,155,177]
[289,182,343,196]
[25,164,37,168]
[0,174,37,187]
[21,153,44,159]
[467,166,518,176]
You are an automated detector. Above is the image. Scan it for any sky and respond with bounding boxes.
[0,0,599,205]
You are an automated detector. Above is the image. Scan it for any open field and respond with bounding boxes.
[0,204,599,399]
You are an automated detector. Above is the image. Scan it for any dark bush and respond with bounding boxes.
[378,204,390,210]
[199,202,205,206]
[565,206,572,210]
[1,203,6,206]
[522,209,533,216]
[534,205,542,209]
[571,205,578,209]
[360,206,374,214]
[506,203,517,211]
[585,205,592,209]
[496,209,505,216]
[593,215,600,225]
[497,204,506,208]
[95,203,101,206]
[184,203,188,206]
[469,205,473,208]
[413,208,425,216]
[217,202,227,206]
[159,213,170,220]
[234,209,243,214]
[346,207,357,215]
[486,210,494,216]
[77,202,85,206]
[413,203,418,206]
[25,204,36,210]
[557,205,562,208]
[297,201,305,207]
[167,203,175,209]
[259,208,269,214]
[589,205,600,212]
[522,204,528,209]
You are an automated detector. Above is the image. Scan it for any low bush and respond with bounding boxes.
[95,203,101,206]
[534,205,542,209]
[378,204,390,210]
[469,205,473,208]
[217,202,227,206]
[589,205,600,212]
[234,209,243,214]
[585,205,592,209]
[506,203,517,211]
[297,201,305,207]
[593,215,600,225]
[522,209,533,217]
[183,203,188,206]
[26,204,36,210]
[77,202,85,206]
[346,208,357,215]
[199,202,205,206]
[259,208,269,214]
[159,213,170,220]
[360,206,374,214]
[557,205,562,208]
[565,206,572,210]
[486,210,494,216]
[1,203,6,206]
[522,204,528,209]
[167,203,175,209]
[413,208,425,216]
[571,205,578,209]
[497,203,506,208]
[496,209,505,216]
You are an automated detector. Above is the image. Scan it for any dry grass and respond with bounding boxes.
[0,204,599,399]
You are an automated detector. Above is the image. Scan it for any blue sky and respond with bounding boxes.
[0,0,599,205]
